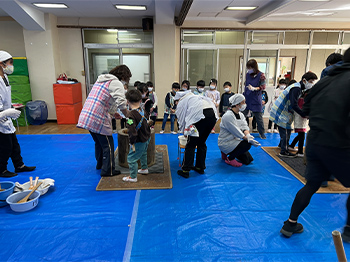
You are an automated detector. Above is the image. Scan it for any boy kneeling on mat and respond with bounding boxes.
[123,89,151,182]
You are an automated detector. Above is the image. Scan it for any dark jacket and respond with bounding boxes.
[127,108,151,145]
[303,62,350,149]
[219,92,234,116]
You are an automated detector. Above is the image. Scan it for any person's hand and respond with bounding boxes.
[247,134,254,143]
[262,101,266,105]
[249,139,261,147]
[150,107,154,113]
[170,109,175,113]
[114,112,123,119]
[248,84,255,91]
[2,108,21,119]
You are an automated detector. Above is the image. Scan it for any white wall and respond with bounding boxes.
[0,18,26,57]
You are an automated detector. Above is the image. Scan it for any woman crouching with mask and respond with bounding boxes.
[218,94,260,167]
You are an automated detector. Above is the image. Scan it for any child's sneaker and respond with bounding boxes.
[273,129,279,133]
[267,129,272,133]
[288,146,298,152]
[297,153,304,157]
[279,151,297,158]
[138,169,149,175]
[221,151,228,160]
[225,159,243,167]
[280,220,304,237]
[122,176,137,182]
[171,131,177,135]
[252,128,258,132]
[159,130,164,134]
[342,226,350,243]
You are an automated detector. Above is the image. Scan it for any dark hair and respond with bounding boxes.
[210,78,217,85]
[109,64,132,82]
[125,89,142,103]
[133,81,141,87]
[325,53,343,66]
[197,80,205,87]
[279,79,287,85]
[146,81,154,88]
[137,82,148,94]
[181,80,190,88]
[172,82,180,90]
[302,71,318,81]
[223,81,232,87]
[288,79,297,86]
[246,59,259,73]
[343,48,350,63]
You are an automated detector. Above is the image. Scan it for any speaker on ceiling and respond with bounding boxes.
[142,18,153,32]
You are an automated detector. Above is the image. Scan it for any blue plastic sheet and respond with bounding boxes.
[1,133,349,261]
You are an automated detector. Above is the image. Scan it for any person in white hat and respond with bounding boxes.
[218,93,260,167]
[0,50,36,177]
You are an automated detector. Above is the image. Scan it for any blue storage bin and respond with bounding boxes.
[26,100,48,125]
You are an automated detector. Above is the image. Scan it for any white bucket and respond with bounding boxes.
[6,190,40,212]
[178,135,188,146]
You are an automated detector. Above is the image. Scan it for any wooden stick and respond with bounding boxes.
[332,230,347,262]
[29,177,33,189]
[33,177,39,187]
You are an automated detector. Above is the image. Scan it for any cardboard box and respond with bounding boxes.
[56,102,82,125]
[53,83,82,105]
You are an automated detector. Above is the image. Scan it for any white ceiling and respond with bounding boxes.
[1,0,350,24]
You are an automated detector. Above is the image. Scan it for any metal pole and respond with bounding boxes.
[332,230,347,262]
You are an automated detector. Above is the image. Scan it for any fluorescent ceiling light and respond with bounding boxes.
[115,5,146,11]
[298,0,330,1]
[107,29,119,33]
[33,3,68,8]
[225,6,258,11]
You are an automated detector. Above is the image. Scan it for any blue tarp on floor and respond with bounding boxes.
[0,133,349,261]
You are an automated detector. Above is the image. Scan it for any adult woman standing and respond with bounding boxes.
[77,65,130,177]
[243,59,267,139]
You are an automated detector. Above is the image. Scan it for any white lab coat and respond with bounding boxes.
[0,75,16,134]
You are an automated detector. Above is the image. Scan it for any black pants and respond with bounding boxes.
[89,131,115,176]
[0,132,24,173]
[182,108,217,171]
[268,120,277,130]
[227,140,254,165]
[150,116,157,127]
[278,125,292,154]
[289,140,350,224]
[290,132,305,154]
[120,118,126,129]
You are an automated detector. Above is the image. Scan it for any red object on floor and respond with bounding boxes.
[55,102,82,124]
[53,83,82,104]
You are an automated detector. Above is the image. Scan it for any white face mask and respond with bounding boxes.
[182,85,188,90]
[209,85,216,90]
[239,104,247,112]
[198,88,204,93]
[148,87,153,92]
[3,65,14,75]
[124,89,128,94]
[279,85,286,90]
[247,69,254,74]
[121,80,126,86]
[304,81,314,90]
[224,87,230,92]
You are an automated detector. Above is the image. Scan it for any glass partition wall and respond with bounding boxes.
[181,30,350,94]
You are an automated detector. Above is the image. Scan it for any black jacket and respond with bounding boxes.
[303,62,350,149]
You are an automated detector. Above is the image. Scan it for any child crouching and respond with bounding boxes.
[123,89,151,182]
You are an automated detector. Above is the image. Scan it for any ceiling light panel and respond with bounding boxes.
[115,5,147,11]
[32,3,68,8]
[225,6,258,11]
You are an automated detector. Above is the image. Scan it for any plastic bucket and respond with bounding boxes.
[178,135,188,146]
[20,180,51,195]
[6,190,40,212]
[0,181,15,207]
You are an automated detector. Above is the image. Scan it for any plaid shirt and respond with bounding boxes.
[77,80,113,135]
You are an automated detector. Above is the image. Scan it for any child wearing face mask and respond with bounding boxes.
[205,79,220,133]
[146,81,158,129]
[137,82,154,116]
[160,82,180,134]
[193,80,206,96]
[181,80,190,91]
[219,81,234,117]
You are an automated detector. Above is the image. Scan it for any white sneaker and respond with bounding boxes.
[171,131,177,134]
[297,153,304,157]
[177,130,182,134]
[273,129,279,133]
[122,176,137,182]
[138,169,149,175]
[288,147,298,152]
[252,128,258,132]
[159,130,164,134]
[267,129,272,133]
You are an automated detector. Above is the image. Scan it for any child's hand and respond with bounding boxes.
[170,109,175,113]
[150,107,154,112]
[114,113,123,119]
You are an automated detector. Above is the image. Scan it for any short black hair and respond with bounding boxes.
[223,81,232,87]
[181,80,190,88]
[343,48,350,63]
[302,72,318,81]
[197,80,205,87]
[134,81,141,87]
[278,79,287,85]
[288,79,297,86]
[210,78,217,85]
[137,82,148,94]
[146,81,153,87]
[172,82,180,90]
[126,89,142,103]
[325,53,343,66]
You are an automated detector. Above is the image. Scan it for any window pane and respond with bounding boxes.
[343,32,350,44]
[84,29,152,44]
[313,32,339,45]
[215,31,245,45]
[249,32,280,44]
[284,32,310,45]
[280,49,308,81]
[182,31,214,44]
[188,50,217,86]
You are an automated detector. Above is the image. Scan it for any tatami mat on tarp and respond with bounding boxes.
[262,146,349,193]
[96,145,172,191]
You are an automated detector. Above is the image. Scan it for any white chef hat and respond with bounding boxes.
[229,94,245,106]
[0,51,12,62]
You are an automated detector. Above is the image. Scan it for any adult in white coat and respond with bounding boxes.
[218,94,260,167]
[0,51,36,177]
